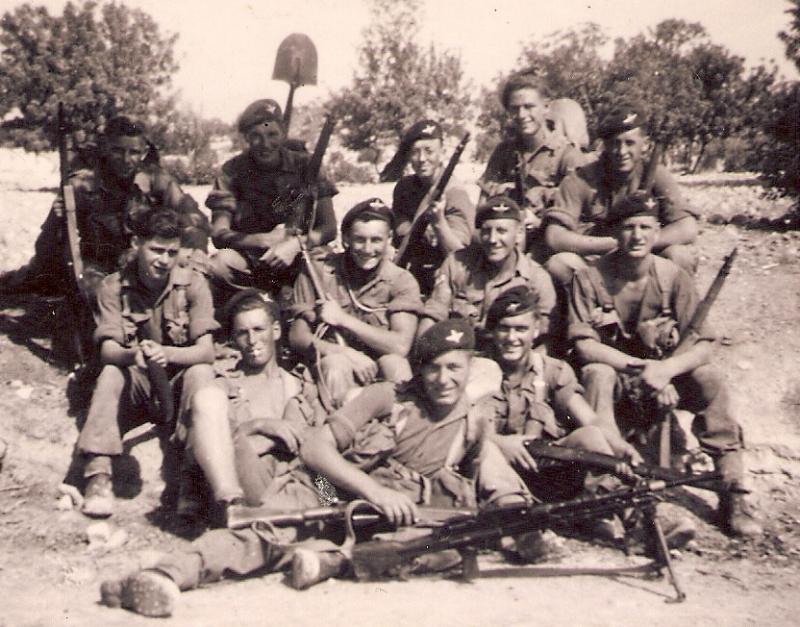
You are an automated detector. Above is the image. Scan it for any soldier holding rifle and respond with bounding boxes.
[567,195,760,537]
[206,99,337,299]
[289,199,422,407]
[387,119,474,296]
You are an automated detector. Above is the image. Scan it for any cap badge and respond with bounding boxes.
[422,124,437,135]
[644,197,657,210]
[492,203,510,212]
[506,302,521,313]
[369,199,385,209]
[445,329,464,344]
[623,113,637,125]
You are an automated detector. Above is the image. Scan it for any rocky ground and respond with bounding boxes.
[1,151,799,625]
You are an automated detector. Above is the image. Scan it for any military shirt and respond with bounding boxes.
[392,175,474,294]
[568,254,715,359]
[93,262,219,354]
[487,352,583,440]
[65,164,205,271]
[423,244,557,334]
[480,134,583,211]
[547,156,697,237]
[328,381,485,478]
[291,254,423,358]
[205,148,338,236]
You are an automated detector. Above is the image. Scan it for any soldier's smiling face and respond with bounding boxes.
[134,235,180,285]
[343,219,391,271]
[420,349,472,411]
[616,215,660,258]
[479,218,520,265]
[245,122,285,166]
[507,88,548,139]
[104,135,146,181]
[491,311,539,366]
[606,127,648,174]
[409,138,443,179]
[231,307,280,369]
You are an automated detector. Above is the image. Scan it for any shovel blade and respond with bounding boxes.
[272,33,318,86]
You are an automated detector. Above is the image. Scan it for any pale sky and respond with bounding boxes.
[2,0,798,123]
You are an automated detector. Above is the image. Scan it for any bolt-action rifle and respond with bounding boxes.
[394,132,470,269]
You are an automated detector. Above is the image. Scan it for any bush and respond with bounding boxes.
[161,148,219,185]
[325,150,377,184]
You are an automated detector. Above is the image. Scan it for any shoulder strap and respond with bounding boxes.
[651,256,679,317]
[583,264,615,312]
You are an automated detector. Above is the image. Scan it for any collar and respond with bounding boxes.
[119,261,192,307]
[338,252,391,293]
[479,248,529,282]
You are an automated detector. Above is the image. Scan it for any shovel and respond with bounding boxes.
[272,33,318,131]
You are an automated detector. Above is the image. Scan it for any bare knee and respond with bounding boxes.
[660,245,698,275]
[581,363,617,387]
[562,425,612,454]
[377,354,412,383]
[94,364,126,391]
[191,386,228,422]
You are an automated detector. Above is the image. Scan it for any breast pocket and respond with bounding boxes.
[163,308,190,346]
[122,311,151,345]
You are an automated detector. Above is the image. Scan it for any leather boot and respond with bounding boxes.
[290,549,348,590]
[719,491,762,538]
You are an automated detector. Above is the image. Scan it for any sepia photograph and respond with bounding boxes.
[0,0,798,624]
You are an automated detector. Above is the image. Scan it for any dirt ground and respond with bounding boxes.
[1,161,800,626]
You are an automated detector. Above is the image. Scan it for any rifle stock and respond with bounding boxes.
[394,132,470,268]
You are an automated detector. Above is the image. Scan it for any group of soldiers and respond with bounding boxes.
[0,70,761,618]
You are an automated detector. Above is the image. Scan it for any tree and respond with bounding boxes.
[0,1,178,150]
[779,0,800,71]
[327,0,473,169]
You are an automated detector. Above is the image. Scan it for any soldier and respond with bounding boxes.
[479,72,583,261]
[288,198,422,408]
[206,99,337,299]
[76,208,219,518]
[420,196,556,345]
[388,119,475,296]
[545,101,699,287]
[176,288,324,526]
[0,116,209,297]
[98,320,529,617]
[567,196,761,537]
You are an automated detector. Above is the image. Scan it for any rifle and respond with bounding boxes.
[57,103,86,369]
[394,132,470,269]
[227,499,475,530]
[292,115,346,350]
[348,472,720,602]
[523,440,720,491]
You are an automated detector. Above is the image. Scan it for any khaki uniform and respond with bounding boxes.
[30,163,207,297]
[481,134,583,261]
[150,381,528,591]
[547,156,698,272]
[391,175,474,295]
[423,244,557,343]
[568,254,745,485]
[207,148,337,294]
[291,254,423,403]
[78,263,219,477]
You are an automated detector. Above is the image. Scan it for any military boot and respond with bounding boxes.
[290,549,348,590]
[719,491,762,538]
[82,473,113,518]
[100,571,180,618]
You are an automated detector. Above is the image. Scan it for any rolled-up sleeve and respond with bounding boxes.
[548,359,583,414]
[653,167,698,224]
[545,173,586,232]
[567,269,602,344]
[422,257,456,321]
[327,382,396,451]
[386,269,423,315]
[186,274,220,341]
[444,185,474,246]
[93,277,125,346]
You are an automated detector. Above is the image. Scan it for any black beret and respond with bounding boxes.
[341,197,394,234]
[237,99,284,133]
[597,102,648,139]
[608,192,660,227]
[412,319,475,367]
[475,195,522,228]
[485,286,540,330]
[403,119,443,144]
[223,288,279,332]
